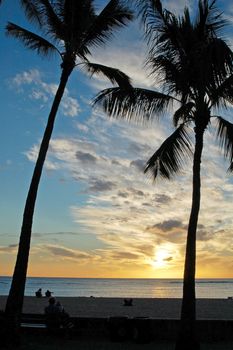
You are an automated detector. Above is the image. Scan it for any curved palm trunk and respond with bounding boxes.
[175,127,205,350]
[4,64,73,335]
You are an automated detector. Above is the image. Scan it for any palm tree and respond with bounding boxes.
[5,0,133,333]
[94,0,233,348]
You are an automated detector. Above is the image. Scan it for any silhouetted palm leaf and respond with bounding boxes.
[6,22,58,57]
[94,87,174,122]
[197,0,226,36]
[136,0,172,43]
[210,74,233,107]
[84,62,132,89]
[20,0,44,27]
[83,0,133,50]
[38,0,64,40]
[173,102,195,127]
[20,1,68,42]
[216,116,233,171]
[144,124,192,179]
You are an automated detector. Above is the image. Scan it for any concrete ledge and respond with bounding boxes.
[20,314,233,341]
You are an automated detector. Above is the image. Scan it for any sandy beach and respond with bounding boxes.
[1,296,233,320]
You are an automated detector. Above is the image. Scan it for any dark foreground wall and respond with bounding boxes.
[78,317,233,342]
[21,314,233,342]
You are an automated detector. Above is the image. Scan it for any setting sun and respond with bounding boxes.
[151,245,174,268]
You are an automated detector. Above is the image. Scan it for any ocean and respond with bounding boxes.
[1,277,233,299]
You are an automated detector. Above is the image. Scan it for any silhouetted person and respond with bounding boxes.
[44,297,61,332]
[124,298,133,306]
[45,297,59,314]
[56,301,64,312]
[35,288,42,298]
[45,289,52,297]
[44,297,73,331]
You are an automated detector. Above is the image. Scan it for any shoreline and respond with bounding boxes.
[1,296,233,320]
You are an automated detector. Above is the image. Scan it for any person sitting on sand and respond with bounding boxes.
[45,289,52,298]
[124,298,133,306]
[35,288,42,298]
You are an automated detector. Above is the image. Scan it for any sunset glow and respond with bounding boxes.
[1,0,233,279]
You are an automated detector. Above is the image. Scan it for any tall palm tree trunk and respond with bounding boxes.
[176,126,205,350]
[4,64,73,333]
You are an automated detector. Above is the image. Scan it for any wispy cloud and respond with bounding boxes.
[20,99,233,276]
[0,244,18,253]
[10,69,81,117]
[41,244,95,261]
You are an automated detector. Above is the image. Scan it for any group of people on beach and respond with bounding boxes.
[35,287,73,329]
[35,288,52,298]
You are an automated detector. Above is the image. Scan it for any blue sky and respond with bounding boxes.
[1,0,233,278]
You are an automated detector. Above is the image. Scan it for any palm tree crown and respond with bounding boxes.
[95,0,233,176]
[143,0,233,178]
[7,0,133,84]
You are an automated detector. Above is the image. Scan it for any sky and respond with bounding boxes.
[1,0,233,279]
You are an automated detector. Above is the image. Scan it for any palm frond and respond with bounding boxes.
[61,1,94,58]
[216,116,233,171]
[200,38,233,93]
[82,0,133,50]
[144,123,192,180]
[210,74,233,108]
[38,0,65,41]
[196,0,226,38]
[63,0,95,32]
[84,62,132,88]
[93,87,174,122]
[148,54,178,86]
[136,0,165,31]
[21,1,65,41]
[173,102,194,127]
[20,0,44,27]
[148,54,192,99]
[228,162,233,172]
[6,22,59,57]
[137,0,184,60]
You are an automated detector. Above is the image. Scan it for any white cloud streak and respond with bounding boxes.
[11,69,81,117]
[23,104,233,276]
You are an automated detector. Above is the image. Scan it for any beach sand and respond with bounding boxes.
[1,296,233,319]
